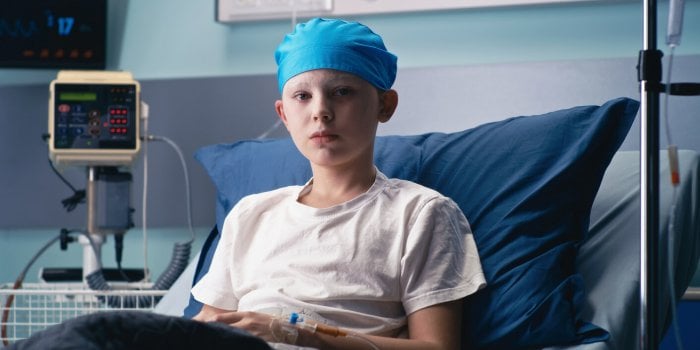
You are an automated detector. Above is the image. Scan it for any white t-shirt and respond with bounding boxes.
[191,170,485,336]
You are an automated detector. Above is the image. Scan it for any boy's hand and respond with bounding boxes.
[205,311,276,341]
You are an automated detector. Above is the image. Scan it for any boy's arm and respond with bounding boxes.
[298,299,462,350]
[405,299,463,349]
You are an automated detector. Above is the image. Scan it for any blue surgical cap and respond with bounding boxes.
[274,18,397,94]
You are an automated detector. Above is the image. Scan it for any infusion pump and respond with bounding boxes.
[48,71,141,167]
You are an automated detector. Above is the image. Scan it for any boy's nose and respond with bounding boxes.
[311,98,334,122]
[313,114,334,122]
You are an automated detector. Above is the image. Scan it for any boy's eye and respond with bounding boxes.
[294,92,310,100]
[334,87,351,96]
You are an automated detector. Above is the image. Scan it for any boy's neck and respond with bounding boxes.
[298,164,377,209]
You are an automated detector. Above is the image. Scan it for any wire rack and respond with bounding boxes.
[0,282,167,346]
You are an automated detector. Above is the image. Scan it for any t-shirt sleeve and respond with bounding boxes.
[190,210,240,311]
[400,196,486,315]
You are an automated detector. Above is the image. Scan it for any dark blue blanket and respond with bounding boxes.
[8,311,271,350]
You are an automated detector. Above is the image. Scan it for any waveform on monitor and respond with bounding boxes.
[0,19,40,38]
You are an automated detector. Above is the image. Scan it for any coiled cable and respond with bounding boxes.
[85,241,191,308]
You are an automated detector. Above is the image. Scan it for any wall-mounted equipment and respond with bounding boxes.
[0,0,106,69]
[215,0,602,23]
[216,0,333,22]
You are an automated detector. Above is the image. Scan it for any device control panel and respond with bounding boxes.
[49,71,140,167]
[52,83,137,151]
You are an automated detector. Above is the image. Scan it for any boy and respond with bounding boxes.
[192,18,485,349]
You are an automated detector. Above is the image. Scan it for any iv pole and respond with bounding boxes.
[639,0,661,348]
[639,0,700,347]
[639,1,700,348]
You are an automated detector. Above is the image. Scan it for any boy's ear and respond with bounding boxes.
[378,89,398,123]
[275,100,288,125]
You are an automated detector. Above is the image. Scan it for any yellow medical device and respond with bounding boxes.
[48,70,140,167]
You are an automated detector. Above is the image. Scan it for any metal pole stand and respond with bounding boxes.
[83,166,105,281]
[78,234,104,280]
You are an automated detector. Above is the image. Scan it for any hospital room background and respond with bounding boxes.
[1,0,699,348]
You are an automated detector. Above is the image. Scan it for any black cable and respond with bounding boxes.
[114,233,132,282]
[47,159,85,212]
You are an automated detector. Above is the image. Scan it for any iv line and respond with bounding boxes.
[663,44,684,350]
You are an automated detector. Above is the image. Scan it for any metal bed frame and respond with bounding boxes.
[0,283,166,346]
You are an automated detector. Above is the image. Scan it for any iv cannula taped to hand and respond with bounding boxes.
[270,312,347,341]
[269,312,380,349]
[290,312,347,336]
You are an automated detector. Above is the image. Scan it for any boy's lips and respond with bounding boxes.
[310,131,338,143]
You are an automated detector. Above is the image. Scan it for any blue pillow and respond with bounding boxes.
[188,97,639,349]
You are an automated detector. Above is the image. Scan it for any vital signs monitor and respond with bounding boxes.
[48,71,140,167]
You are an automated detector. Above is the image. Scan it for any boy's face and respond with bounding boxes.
[275,69,397,171]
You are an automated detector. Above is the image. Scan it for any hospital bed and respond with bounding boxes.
[145,97,699,349]
[2,93,699,349]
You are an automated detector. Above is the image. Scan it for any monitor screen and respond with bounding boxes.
[52,83,138,151]
[0,0,106,69]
